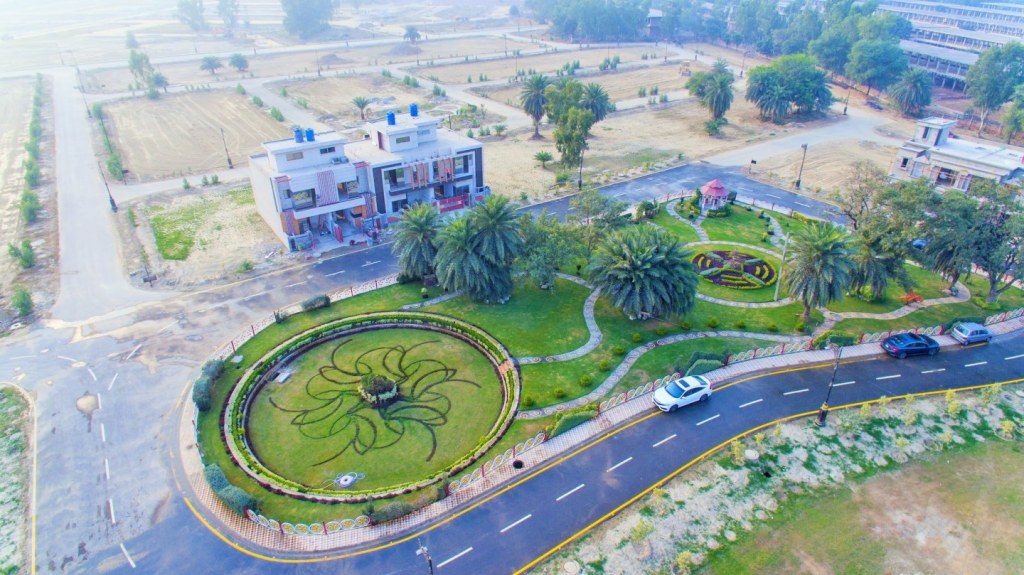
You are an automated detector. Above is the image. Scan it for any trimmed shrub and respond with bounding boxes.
[11,287,32,317]
[686,358,723,376]
[679,320,691,331]
[795,321,806,333]
[706,317,719,329]
[216,485,259,515]
[612,345,626,355]
[395,271,417,284]
[597,359,611,371]
[548,406,598,438]
[371,500,413,523]
[301,294,330,311]
[655,326,668,337]
[943,316,986,332]
[202,359,225,379]
[766,323,779,333]
[553,388,566,399]
[734,319,746,329]
[579,374,593,387]
[631,332,643,343]
[192,376,212,411]
[522,395,536,407]
[204,464,230,492]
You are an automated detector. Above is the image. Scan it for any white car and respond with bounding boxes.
[653,375,712,412]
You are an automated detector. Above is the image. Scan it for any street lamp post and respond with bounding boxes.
[314,47,321,77]
[773,232,789,301]
[740,50,750,78]
[578,142,588,191]
[416,539,435,575]
[220,127,234,169]
[795,143,808,190]
[843,85,852,116]
[815,342,843,427]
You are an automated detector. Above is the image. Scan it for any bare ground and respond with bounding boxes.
[747,139,898,195]
[103,90,290,181]
[281,74,434,127]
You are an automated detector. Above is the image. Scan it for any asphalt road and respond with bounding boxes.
[68,332,1024,574]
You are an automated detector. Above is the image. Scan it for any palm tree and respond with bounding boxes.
[534,151,553,168]
[434,216,505,301]
[520,74,550,138]
[579,83,612,122]
[757,83,790,123]
[391,203,442,279]
[703,73,734,120]
[849,240,909,300]
[470,195,523,268]
[888,68,932,117]
[783,222,855,322]
[200,56,223,75]
[352,96,370,120]
[588,225,699,319]
[403,25,421,43]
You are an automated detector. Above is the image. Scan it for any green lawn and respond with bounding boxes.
[827,265,955,314]
[427,278,591,358]
[962,275,1024,309]
[701,206,776,245]
[147,186,256,260]
[247,328,502,491]
[700,440,1024,574]
[771,212,810,238]
[832,302,982,337]
[612,336,775,392]
[651,209,701,244]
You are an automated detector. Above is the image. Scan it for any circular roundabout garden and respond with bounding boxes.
[692,249,778,289]
[221,311,519,503]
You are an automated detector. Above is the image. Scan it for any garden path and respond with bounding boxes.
[811,280,972,337]
[401,289,463,310]
[517,273,602,364]
[664,200,709,241]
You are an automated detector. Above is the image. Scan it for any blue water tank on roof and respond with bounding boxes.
[410,103,419,117]
[387,112,396,125]
[306,128,315,142]
[293,127,303,143]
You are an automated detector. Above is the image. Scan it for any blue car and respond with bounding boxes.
[880,333,940,359]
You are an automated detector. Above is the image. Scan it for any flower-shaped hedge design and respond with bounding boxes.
[692,250,778,289]
[271,338,479,466]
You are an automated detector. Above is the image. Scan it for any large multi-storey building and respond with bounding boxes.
[249,106,487,251]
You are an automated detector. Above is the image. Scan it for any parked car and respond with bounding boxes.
[653,375,711,412]
[950,322,992,345]
[880,333,940,358]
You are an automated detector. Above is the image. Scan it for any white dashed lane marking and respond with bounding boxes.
[739,399,763,408]
[652,434,676,447]
[696,414,720,426]
[783,388,809,396]
[500,514,532,534]
[606,457,633,473]
[437,547,473,569]
[833,381,856,387]
[556,484,585,502]
[1006,354,1024,360]
[921,369,945,374]
[876,374,901,381]
[965,361,988,367]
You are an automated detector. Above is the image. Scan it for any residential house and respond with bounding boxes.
[889,117,1024,191]
[250,105,487,251]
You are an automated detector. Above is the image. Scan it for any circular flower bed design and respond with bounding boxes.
[222,311,520,503]
[692,250,778,289]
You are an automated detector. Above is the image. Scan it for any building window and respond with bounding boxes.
[455,155,469,174]
[900,157,910,169]
[385,167,405,185]
[396,135,412,144]
[319,146,336,154]
[286,151,304,161]
[921,127,930,142]
[417,128,431,136]
[290,188,315,210]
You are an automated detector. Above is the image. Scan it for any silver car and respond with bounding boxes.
[950,322,992,345]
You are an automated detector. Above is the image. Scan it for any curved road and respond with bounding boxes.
[67,333,1024,574]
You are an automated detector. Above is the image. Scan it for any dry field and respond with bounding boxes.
[747,139,898,195]
[477,61,691,106]
[0,80,36,292]
[420,46,669,84]
[103,90,290,181]
[281,74,434,125]
[82,36,536,95]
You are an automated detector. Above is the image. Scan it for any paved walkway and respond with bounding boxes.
[518,274,601,364]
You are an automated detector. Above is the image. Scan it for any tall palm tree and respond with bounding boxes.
[757,83,790,123]
[520,74,550,138]
[588,225,699,319]
[403,25,421,43]
[783,222,855,322]
[352,96,370,120]
[887,68,932,117]
[703,73,734,120]
[470,196,522,301]
[391,203,442,279]
[579,82,612,122]
[849,239,909,300]
[434,216,506,301]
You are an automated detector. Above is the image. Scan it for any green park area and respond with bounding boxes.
[196,184,1024,525]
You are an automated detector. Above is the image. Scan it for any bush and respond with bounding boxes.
[579,374,593,387]
[236,83,246,95]
[202,359,225,379]
[612,345,626,355]
[252,95,264,107]
[522,395,536,407]
[971,296,1000,311]
[795,321,806,333]
[269,107,285,121]
[734,319,746,329]
[943,316,986,332]
[679,320,691,331]
[274,310,288,324]
[203,464,230,492]
[395,271,417,284]
[11,287,32,317]
[23,159,41,187]
[631,332,643,343]
[548,406,598,438]
[182,178,191,190]
[686,358,723,376]
[192,376,212,411]
[216,485,259,515]
[8,240,35,269]
[655,326,667,337]
[555,171,570,185]
[597,359,611,371]
[761,232,770,243]
[553,388,566,399]
[301,293,330,311]
[706,317,719,329]
[766,323,779,332]
[704,119,723,136]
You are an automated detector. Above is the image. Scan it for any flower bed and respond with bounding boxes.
[693,250,778,290]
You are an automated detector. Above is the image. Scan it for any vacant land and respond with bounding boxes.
[136,186,282,286]
[420,46,666,84]
[282,74,432,126]
[104,91,288,181]
[748,138,897,194]
[477,61,691,106]
[0,80,36,292]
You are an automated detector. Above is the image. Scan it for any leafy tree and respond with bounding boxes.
[777,8,823,55]
[281,0,334,38]
[543,78,585,127]
[177,0,207,31]
[404,25,421,43]
[783,222,855,322]
[200,56,223,75]
[888,68,932,117]
[588,225,699,319]
[520,74,550,138]
[966,42,1024,134]
[352,96,370,120]
[553,107,594,167]
[128,50,154,85]
[579,83,612,122]
[517,210,583,288]
[228,53,249,72]
[857,13,912,41]
[569,187,629,256]
[964,181,1024,304]
[11,286,32,317]
[534,150,553,168]
[687,68,735,120]
[849,239,909,300]
[809,27,854,76]
[218,0,239,29]
[125,31,139,49]
[746,67,789,122]
[920,190,979,290]
[746,55,830,122]
[391,203,442,279]
[149,72,169,93]
[845,39,908,97]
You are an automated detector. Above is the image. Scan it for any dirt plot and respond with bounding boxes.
[419,46,668,84]
[477,61,692,106]
[282,75,433,126]
[748,139,898,195]
[104,91,290,181]
[82,36,535,95]
[0,80,35,292]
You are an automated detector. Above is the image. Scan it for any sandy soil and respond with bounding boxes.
[747,139,898,195]
[0,80,36,292]
[103,90,291,181]
[477,60,691,106]
[281,74,434,126]
[419,46,668,84]
[131,185,285,287]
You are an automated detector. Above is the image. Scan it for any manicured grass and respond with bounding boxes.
[827,265,955,314]
[701,206,776,246]
[832,302,983,337]
[427,278,591,358]
[700,440,1024,574]
[681,299,821,334]
[693,244,786,303]
[771,212,809,238]
[148,202,204,260]
[612,336,775,392]
[962,275,1024,310]
[247,329,502,491]
[651,209,701,244]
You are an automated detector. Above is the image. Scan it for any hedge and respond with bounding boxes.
[371,500,413,523]
[300,294,330,311]
[547,406,598,438]
[204,463,230,492]
[202,359,225,379]
[192,376,212,412]
[686,358,723,376]
[216,484,260,515]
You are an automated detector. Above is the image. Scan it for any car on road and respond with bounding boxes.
[950,322,993,345]
[880,332,940,358]
[653,375,711,412]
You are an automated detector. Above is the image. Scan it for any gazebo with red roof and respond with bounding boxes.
[700,179,729,212]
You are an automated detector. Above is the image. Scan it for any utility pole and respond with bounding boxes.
[815,343,843,427]
[795,143,808,190]
[578,142,588,191]
[221,127,234,169]
[416,539,435,575]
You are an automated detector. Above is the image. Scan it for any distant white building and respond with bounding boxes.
[889,117,1024,192]
[249,105,487,251]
